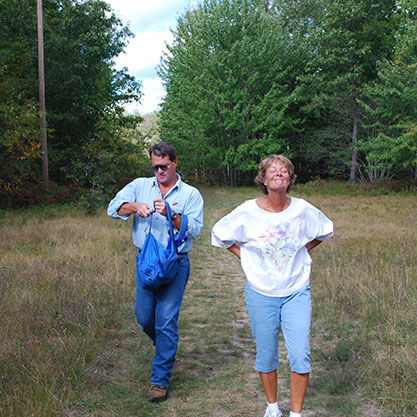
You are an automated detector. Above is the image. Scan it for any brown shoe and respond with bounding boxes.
[146,384,168,402]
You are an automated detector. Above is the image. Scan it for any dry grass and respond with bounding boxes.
[0,208,136,416]
[0,186,415,416]
[307,194,417,416]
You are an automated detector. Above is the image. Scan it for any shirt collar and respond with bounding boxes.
[151,174,182,191]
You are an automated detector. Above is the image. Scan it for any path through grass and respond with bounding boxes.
[0,186,415,416]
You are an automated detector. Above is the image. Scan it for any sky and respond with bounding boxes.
[106,0,200,115]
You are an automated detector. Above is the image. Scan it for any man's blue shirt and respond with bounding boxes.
[107,175,204,252]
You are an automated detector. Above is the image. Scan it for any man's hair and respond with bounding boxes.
[254,154,297,194]
[149,142,177,161]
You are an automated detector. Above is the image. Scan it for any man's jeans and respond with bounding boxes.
[135,254,190,388]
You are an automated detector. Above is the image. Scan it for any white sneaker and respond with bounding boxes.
[263,407,282,417]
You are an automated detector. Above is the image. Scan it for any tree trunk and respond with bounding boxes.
[414,151,417,185]
[349,103,359,184]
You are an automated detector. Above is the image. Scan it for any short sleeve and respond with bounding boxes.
[315,210,334,241]
[211,204,248,248]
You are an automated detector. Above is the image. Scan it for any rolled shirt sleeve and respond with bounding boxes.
[107,180,139,221]
[176,187,204,252]
[107,176,204,252]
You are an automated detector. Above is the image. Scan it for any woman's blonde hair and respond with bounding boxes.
[254,154,297,194]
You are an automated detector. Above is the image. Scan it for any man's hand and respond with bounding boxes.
[153,198,167,217]
[117,202,154,218]
[153,198,182,230]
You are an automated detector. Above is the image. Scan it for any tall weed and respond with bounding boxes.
[308,193,417,416]
[0,187,415,416]
[0,209,135,416]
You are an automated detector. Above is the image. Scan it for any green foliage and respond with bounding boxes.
[358,4,417,182]
[158,0,416,186]
[2,0,417,199]
[137,112,160,143]
[298,0,401,182]
[43,0,141,178]
[0,0,42,191]
[158,0,304,185]
[295,178,415,196]
[61,114,149,214]
[0,99,41,191]
[0,0,143,199]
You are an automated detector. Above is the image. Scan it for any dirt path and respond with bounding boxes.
[75,208,375,417]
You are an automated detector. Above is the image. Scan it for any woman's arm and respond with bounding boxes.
[227,243,241,259]
[305,239,322,252]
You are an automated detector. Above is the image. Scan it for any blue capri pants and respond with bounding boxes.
[245,282,312,374]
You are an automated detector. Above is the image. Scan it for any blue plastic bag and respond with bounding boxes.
[136,201,188,290]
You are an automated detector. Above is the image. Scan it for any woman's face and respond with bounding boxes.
[264,161,290,193]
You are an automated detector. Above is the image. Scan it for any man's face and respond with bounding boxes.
[150,154,177,187]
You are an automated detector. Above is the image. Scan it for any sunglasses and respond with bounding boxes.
[150,160,174,172]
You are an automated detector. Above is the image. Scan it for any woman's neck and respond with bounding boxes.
[259,191,290,213]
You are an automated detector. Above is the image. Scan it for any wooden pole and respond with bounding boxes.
[37,0,49,187]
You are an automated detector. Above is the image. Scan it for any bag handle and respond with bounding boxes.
[166,201,189,248]
[146,201,188,248]
[175,213,188,247]
[144,202,156,233]
[165,201,175,239]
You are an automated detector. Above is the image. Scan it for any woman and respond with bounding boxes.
[211,155,333,417]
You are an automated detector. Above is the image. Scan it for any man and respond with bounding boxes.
[107,142,204,402]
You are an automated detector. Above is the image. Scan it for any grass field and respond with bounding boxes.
[0,185,416,416]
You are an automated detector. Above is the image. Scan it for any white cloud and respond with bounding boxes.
[106,0,200,114]
[125,78,166,116]
[114,30,173,75]
[108,0,198,32]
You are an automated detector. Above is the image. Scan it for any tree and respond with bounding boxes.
[158,0,305,186]
[0,0,143,197]
[43,0,142,183]
[0,0,42,191]
[299,0,400,183]
[158,0,415,186]
[138,112,160,144]
[359,1,417,183]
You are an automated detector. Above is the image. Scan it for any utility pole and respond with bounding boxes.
[37,0,49,187]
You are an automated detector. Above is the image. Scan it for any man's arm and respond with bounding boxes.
[117,202,154,218]
[181,189,204,239]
